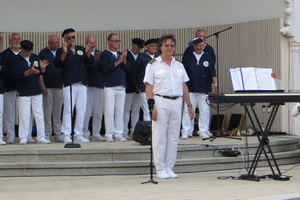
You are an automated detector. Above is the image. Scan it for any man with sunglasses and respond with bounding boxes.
[144,34,194,179]
[54,28,94,144]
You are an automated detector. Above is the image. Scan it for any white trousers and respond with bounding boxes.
[83,87,104,136]
[181,93,210,134]
[61,83,87,137]
[123,92,141,134]
[139,92,150,121]
[104,87,125,137]
[3,90,17,139]
[18,94,46,140]
[0,94,3,138]
[152,96,182,173]
[43,88,63,137]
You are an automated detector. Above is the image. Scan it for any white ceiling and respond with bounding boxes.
[0,0,287,32]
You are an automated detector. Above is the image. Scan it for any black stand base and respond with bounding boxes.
[141,179,158,184]
[209,131,242,141]
[64,142,81,148]
[238,174,261,182]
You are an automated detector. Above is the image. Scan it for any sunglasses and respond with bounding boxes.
[164,44,175,48]
[67,36,75,40]
[110,40,121,43]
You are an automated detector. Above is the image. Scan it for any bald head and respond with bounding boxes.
[48,34,60,51]
[86,35,96,51]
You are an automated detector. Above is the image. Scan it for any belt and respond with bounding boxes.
[155,94,180,100]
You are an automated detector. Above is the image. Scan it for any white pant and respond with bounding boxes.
[83,87,104,136]
[181,93,210,134]
[18,94,46,140]
[61,83,87,137]
[104,87,125,137]
[43,88,63,137]
[0,94,3,138]
[3,91,17,139]
[123,92,141,134]
[152,96,182,173]
[139,92,150,121]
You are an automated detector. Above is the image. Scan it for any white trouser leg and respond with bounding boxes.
[61,85,76,136]
[18,96,31,140]
[3,91,16,139]
[73,84,87,137]
[130,93,141,133]
[92,88,103,135]
[114,89,125,137]
[31,94,46,140]
[152,96,182,173]
[181,93,197,135]
[123,93,134,134]
[196,93,210,134]
[83,87,94,136]
[139,92,150,121]
[104,88,115,137]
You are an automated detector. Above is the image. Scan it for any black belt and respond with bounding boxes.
[155,94,180,100]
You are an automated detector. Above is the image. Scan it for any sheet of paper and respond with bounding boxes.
[241,67,259,90]
[255,68,277,90]
[229,68,243,91]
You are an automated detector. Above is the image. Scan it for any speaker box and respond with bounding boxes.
[132,121,152,145]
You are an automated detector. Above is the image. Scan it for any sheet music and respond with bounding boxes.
[241,67,259,90]
[255,68,277,90]
[229,68,243,91]
[229,67,277,91]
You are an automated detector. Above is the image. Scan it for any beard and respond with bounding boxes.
[11,44,21,48]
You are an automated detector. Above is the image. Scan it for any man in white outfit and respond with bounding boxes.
[144,34,194,179]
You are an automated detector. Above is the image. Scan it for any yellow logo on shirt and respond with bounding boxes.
[77,50,84,56]
[203,61,209,67]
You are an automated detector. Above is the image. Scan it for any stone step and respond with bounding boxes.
[0,135,298,177]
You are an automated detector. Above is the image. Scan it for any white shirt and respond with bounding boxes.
[143,56,189,96]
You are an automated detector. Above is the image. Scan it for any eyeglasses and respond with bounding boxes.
[110,40,121,43]
[67,36,75,40]
[164,44,175,48]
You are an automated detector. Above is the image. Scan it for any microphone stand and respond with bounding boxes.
[142,100,158,184]
[204,27,241,141]
[65,46,81,148]
[204,26,232,81]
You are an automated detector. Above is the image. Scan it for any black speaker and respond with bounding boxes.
[132,121,151,145]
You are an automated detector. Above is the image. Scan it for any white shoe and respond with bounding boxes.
[54,135,63,142]
[114,135,127,142]
[27,137,36,143]
[63,136,72,143]
[19,138,28,145]
[206,132,214,137]
[187,132,194,138]
[74,135,90,143]
[0,139,6,145]
[156,171,170,179]
[37,138,51,144]
[181,133,188,139]
[123,133,129,140]
[7,137,15,144]
[45,136,51,141]
[199,132,210,140]
[106,135,114,142]
[166,168,179,178]
[92,134,106,141]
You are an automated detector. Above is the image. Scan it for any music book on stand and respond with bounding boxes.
[229,67,283,93]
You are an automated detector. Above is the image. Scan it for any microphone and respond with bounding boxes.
[147,98,155,111]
